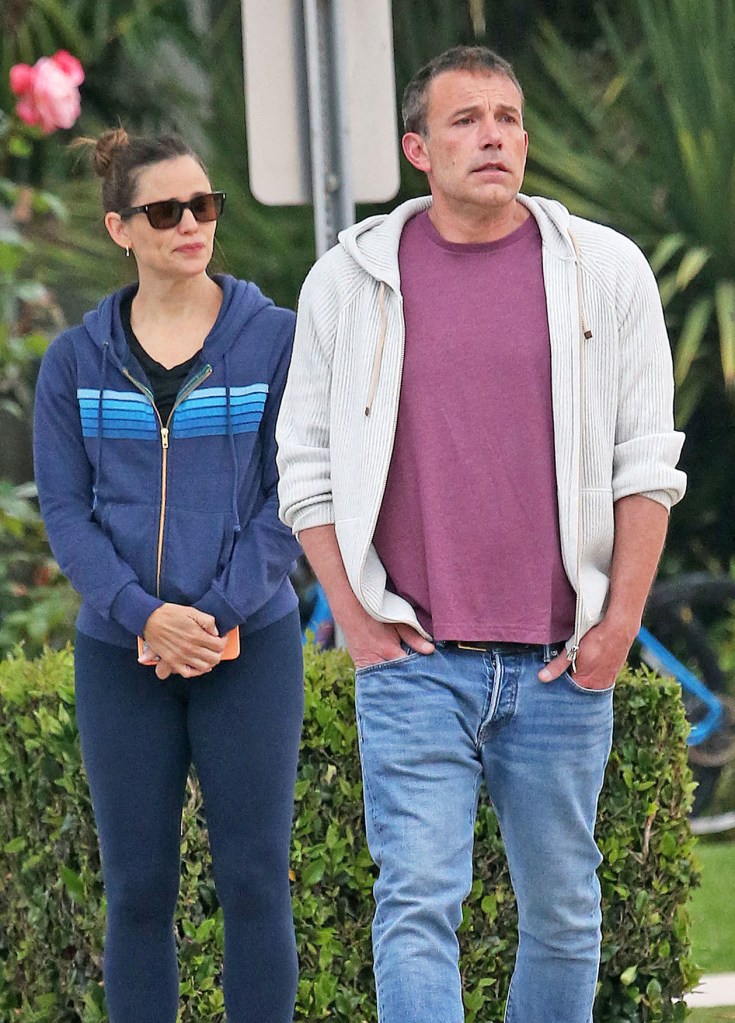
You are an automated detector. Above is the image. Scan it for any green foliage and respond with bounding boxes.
[0,0,215,321]
[0,645,225,1023]
[524,0,735,420]
[15,0,318,320]
[0,216,64,416]
[0,482,78,656]
[688,1010,735,1023]
[595,664,700,1020]
[0,645,698,1022]
[0,647,101,1020]
[688,841,735,974]
[0,0,207,132]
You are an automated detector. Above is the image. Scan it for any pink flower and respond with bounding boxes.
[9,50,85,134]
[32,57,83,131]
[49,50,84,86]
[9,63,34,95]
[15,94,43,130]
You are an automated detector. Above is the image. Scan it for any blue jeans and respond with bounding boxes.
[355,642,614,1023]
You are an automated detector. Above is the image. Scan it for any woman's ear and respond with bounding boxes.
[104,211,131,253]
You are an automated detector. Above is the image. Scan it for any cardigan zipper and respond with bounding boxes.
[356,285,419,626]
[567,228,592,671]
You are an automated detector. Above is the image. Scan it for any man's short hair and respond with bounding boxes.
[402,45,524,137]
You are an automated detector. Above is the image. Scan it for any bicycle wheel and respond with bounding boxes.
[643,574,735,833]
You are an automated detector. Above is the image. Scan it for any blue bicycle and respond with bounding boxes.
[294,563,735,835]
[639,574,735,834]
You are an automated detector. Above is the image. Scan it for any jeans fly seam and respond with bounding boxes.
[477,652,503,747]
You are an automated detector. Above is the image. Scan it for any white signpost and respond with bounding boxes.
[241,0,400,256]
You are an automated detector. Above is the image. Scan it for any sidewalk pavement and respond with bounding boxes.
[686,973,735,1008]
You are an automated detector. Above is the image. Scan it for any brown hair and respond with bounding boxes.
[402,45,524,137]
[73,128,209,212]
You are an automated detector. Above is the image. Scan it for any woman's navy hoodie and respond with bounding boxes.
[34,274,300,649]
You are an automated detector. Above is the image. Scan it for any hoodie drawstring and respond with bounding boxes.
[224,351,241,536]
[365,282,388,417]
[568,228,593,340]
[92,340,110,512]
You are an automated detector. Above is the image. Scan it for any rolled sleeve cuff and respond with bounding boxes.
[289,500,336,538]
[612,432,687,509]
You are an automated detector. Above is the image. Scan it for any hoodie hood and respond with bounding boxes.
[337,193,577,291]
[82,274,274,369]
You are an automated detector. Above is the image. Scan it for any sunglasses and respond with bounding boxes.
[119,191,226,230]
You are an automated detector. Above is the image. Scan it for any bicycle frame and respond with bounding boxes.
[637,625,724,746]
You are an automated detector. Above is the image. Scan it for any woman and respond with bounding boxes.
[33,129,303,1023]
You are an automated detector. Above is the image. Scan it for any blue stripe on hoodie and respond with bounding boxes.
[34,274,300,649]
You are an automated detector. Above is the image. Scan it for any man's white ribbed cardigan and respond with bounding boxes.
[276,195,686,648]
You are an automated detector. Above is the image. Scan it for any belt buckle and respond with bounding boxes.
[457,641,487,652]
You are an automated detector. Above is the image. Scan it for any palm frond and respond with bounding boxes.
[674,296,713,388]
[715,281,735,387]
[525,0,735,419]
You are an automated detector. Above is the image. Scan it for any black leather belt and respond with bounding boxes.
[443,640,546,654]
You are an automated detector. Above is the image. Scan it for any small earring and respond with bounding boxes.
[125,247,130,257]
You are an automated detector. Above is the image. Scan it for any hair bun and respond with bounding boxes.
[71,128,205,214]
[92,128,130,179]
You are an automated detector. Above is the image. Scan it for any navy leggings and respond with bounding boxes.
[74,610,303,1023]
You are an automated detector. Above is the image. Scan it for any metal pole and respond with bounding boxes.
[328,0,355,234]
[302,0,329,256]
[303,0,355,257]
[303,0,354,646]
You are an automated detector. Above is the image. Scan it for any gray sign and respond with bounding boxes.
[241,0,400,207]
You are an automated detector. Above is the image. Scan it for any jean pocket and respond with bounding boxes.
[354,647,424,677]
[563,671,616,696]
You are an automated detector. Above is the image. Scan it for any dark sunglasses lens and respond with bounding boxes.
[146,199,182,229]
[143,193,224,229]
[190,193,224,222]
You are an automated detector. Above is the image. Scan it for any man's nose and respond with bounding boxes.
[479,115,503,148]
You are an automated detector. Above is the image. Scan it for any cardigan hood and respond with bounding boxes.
[336,194,578,288]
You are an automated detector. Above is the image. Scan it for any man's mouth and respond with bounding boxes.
[473,161,509,174]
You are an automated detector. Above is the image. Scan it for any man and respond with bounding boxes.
[276,45,686,1023]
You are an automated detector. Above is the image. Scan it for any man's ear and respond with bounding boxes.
[402,132,431,174]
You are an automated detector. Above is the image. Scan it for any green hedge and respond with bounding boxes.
[0,645,699,1022]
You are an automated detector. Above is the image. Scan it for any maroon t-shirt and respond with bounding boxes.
[372,210,576,643]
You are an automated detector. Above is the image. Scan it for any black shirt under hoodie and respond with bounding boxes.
[120,293,200,424]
